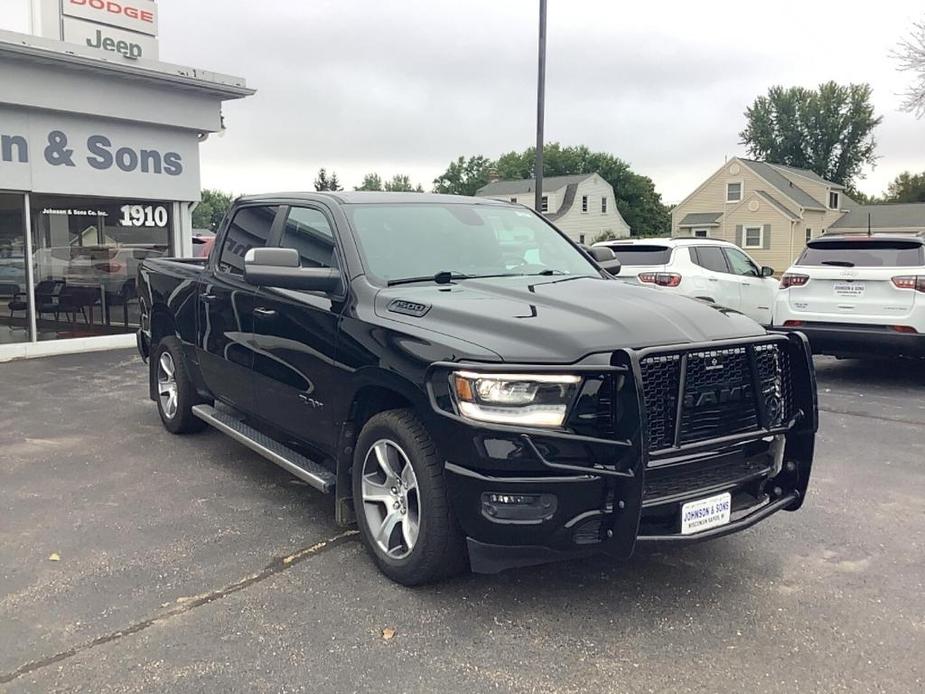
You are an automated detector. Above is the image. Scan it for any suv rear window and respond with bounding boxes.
[604,245,672,265]
[796,239,925,268]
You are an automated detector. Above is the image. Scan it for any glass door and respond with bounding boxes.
[0,192,30,344]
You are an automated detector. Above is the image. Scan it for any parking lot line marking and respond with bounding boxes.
[0,530,360,685]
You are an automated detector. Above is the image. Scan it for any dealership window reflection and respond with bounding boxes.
[0,193,29,345]
[30,195,172,341]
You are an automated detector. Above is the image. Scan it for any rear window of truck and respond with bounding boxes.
[796,240,925,268]
[603,245,672,265]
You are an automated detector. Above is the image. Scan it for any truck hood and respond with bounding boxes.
[373,275,766,363]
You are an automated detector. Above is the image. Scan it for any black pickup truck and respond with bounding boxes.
[136,192,817,585]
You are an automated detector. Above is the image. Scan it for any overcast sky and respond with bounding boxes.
[154,0,924,203]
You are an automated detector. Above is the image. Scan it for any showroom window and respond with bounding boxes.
[0,193,29,345]
[29,195,174,341]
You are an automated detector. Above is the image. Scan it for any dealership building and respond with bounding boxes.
[0,0,253,360]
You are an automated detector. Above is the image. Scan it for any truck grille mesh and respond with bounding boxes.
[639,341,794,454]
[639,354,681,451]
[678,347,757,445]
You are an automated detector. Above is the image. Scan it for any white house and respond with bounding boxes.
[476,173,631,243]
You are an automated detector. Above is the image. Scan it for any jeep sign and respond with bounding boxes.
[62,16,158,60]
[62,0,158,36]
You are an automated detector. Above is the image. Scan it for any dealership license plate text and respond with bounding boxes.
[681,492,731,535]
[833,282,865,297]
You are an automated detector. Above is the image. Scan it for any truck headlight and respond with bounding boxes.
[450,371,581,427]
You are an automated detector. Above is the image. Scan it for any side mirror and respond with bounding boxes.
[599,258,622,276]
[588,245,616,262]
[761,265,775,278]
[244,247,341,292]
[586,245,621,276]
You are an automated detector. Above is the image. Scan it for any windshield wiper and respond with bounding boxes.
[387,271,516,287]
[528,269,569,276]
[820,260,855,267]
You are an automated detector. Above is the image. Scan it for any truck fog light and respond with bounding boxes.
[481,492,557,522]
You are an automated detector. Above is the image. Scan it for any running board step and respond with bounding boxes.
[192,404,336,493]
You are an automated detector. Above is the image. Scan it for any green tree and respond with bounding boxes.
[884,170,925,202]
[739,82,883,189]
[313,168,343,191]
[433,155,494,196]
[384,174,421,192]
[192,189,234,231]
[355,173,383,191]
[894,20,925,117]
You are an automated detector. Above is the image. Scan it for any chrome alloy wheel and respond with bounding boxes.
[361,439,420,559]
[157,351,178,419]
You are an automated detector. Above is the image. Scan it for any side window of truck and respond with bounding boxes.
[217,205,280,275]
[280,206,338,269]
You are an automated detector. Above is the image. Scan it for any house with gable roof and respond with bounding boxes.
[671,158,852,271]
[476,173,631,244]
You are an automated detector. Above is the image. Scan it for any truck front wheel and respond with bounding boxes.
[352,409,466,585]
[152,337,207,434]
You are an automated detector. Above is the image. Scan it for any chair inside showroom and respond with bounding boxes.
[60,285,102,325]
[8,279,63,320]
[103,279,137,327]
[33,280,68,322]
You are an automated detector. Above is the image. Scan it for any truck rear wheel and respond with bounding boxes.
[152,337,207,435]
[352,409,467,585]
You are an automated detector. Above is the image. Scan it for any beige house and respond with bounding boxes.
[672,158,852,271]
[476,173,631,244]
[828,202,925,235]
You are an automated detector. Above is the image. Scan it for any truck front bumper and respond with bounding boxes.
[428,332,817,574]
[445,439,806,573]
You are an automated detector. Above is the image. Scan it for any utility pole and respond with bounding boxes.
[534,0,547,213]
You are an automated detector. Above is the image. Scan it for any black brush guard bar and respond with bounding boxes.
[426,332,814,479]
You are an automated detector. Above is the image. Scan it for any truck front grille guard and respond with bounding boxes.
[425,332,816,480]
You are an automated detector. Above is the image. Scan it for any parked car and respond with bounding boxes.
[137,192,817,585]
[593,238,778,325]
[773,234,925,359]
[192,230,216,258]
[34,245,163,296]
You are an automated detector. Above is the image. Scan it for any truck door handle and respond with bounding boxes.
[707,278,719,282]
[253,307,277,318]
[201,293,220,304]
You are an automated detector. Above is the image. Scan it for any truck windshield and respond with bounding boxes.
[344,203,599,283]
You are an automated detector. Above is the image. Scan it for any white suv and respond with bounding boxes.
[594,237,778,325]
[773,234,925,359]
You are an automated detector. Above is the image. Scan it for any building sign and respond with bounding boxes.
[62,0,158,36]
[0,105,200,201]
[62,16,158,60]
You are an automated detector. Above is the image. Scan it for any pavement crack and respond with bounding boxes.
[818,405,925,426]
[0,530,359,685]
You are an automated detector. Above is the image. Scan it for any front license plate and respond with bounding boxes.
[833,281,864,297]
[681,492,731,535]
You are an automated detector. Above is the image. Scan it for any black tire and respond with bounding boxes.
[352,409,467,585]
[151,337,207,434]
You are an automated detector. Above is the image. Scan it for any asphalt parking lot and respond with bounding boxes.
[1,349,923,693]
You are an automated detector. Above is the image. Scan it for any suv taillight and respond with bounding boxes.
[638,272,682,287]
[780,273,809,289]
[891,276,925,293]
